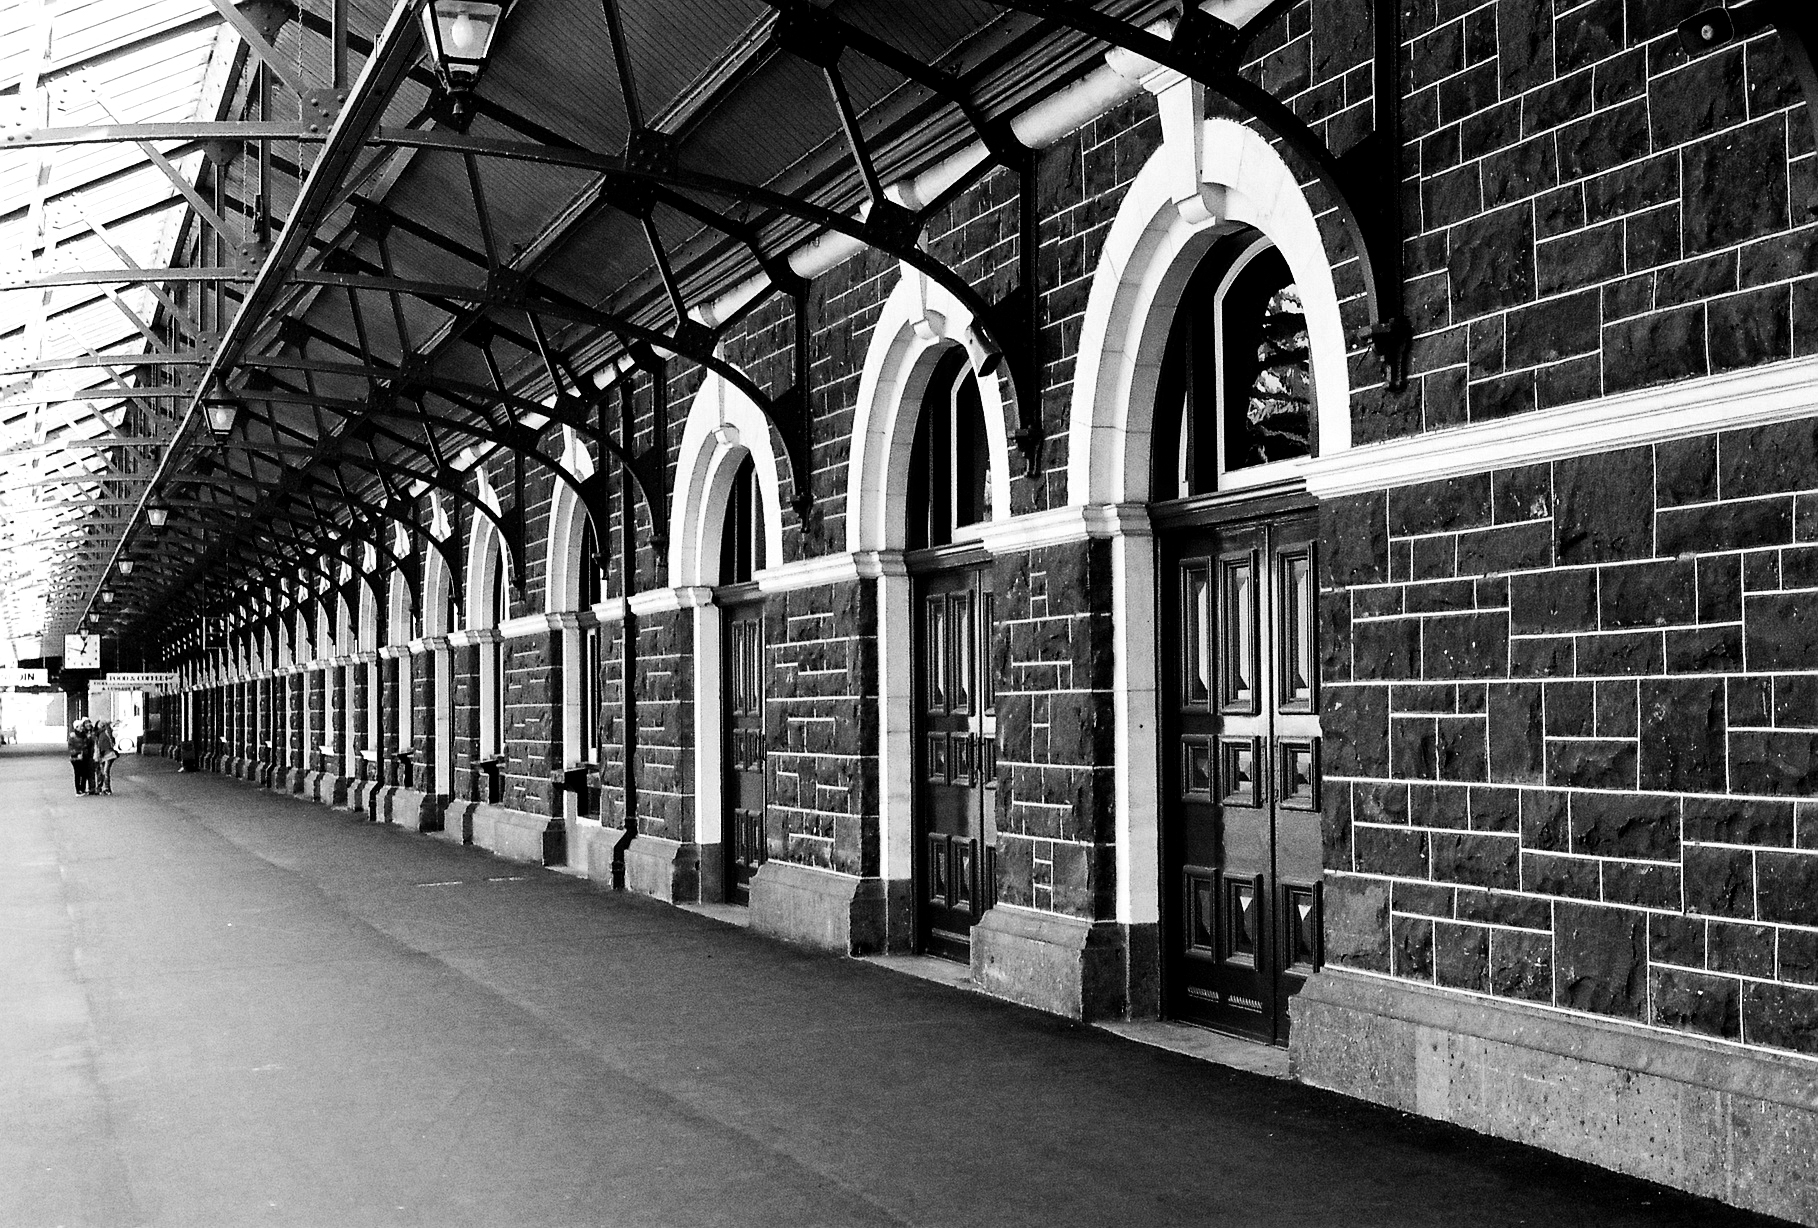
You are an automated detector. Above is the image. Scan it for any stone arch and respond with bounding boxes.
[464,511,510,630]
[846,267,1015,553]
[672,372,785,586]
[1067,116,1352,508]
[421,545,454,638]
[545,428,600,615]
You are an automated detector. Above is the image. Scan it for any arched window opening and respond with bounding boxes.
[489,551,507,756]
[718,456,766,585]
[579,517,604,764]
[907,348,991,550]
[1152,230,1313,500]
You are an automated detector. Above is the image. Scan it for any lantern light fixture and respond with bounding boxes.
[101,591,114,604]
[420,0,507,107]
[147,506,169,527]
[118,559,134,575]
[202,396,243,444]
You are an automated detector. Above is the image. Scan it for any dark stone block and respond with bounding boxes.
[1783,546,1818,589]
[1684,844,1757,917]
[1509,569,1597,633]
[1602,304,1710,395]
[1742,981,1818,1055]
[1638,677,1728,792]
[1354,617,1422,680]
[1324,874,1390,972]
[1708,921,1776,978]
[1355,825,1429,878]
[1491,927,1555,1002]
[1570,792,1681,860]
[1436,718,1488,782]
[1353,587,1404,618]
[1575,630,1664,676]
[1405,580,1477,614]
[1683,118,1791,256]
[1656,437,1718,507]
[1744,551,1781,591]
[1604,860,1681,908]
[1730,729,1818,795]
[1710,285,1793,374]
[1431,832,1519,890]
[1421,611,1509,679]
[1392,880,1455,918]
[1719,418,1818,500]
[1523,850,1600,899]
[1488,682,1545,783]
[1665,626,1745,674]
[1554,446,1655,565]
[1449,203,1537,318]
[1781,928,1818,985]
[1457,522,1552,575]
[1648,912,1706,968]
[1594,679,1639,737]
[1511,636,1576,676]
[1389,475,1492,536]
[1696,554,1743,623]
[1411,535,1460,580]
[1469,786,1520,833]
[1683,796,1794,846]
[1322,493,1389,585]
[1323,680,1388,778]
[1774,673,1818,727]
[1657,499,1793,555]
[1651,967,1742,1040]
[1554,901,1647,1020]
[1434,922,1490,992]
[1492,463,1552,524]
[1355,781,1410,825]
[1392,717,1438,780]
[1599,560,1695,629]
[1323,783,1354,872]
[1506,289,1601,368]
[1757,851,1818,925]
[1744,592,1818,670]
[1547,739,1638,790]
[1544,680,1594,738]
[1392,915,1435,982]
[1521,788,1571,853]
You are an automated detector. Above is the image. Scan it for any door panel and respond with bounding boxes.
[1161,513,1323,1043]
[723,600,766,905]
[914,565,996,961]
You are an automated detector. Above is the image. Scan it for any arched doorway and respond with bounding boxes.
[716,454,767,905]
[1151,227,1322,1043]
[906,346,997,961]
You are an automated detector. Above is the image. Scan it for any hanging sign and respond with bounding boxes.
[63,634,102,670]
[90,672,178,693]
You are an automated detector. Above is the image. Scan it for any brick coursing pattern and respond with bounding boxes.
[1321,419,1818,1056]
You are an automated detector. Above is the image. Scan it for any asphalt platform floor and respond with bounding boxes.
[0,745,1795,1227]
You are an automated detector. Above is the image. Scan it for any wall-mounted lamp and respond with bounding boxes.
[101,591,114,604]
[147,506,169,528]
[118,560,134,575]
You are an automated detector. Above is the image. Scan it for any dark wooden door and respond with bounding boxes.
[1160,512,1323,1043]
[723,598,767,905]
[914,564,996,961]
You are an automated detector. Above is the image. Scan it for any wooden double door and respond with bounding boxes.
[722,594,767,905]
[1160,510,1323,1043]
[914,562,996,961]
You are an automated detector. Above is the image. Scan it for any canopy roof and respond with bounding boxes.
[1,0,1387,660]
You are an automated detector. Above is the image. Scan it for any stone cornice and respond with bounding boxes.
[1302,354,1818,497]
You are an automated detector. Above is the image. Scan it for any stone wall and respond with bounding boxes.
[1320,418,1818,1059]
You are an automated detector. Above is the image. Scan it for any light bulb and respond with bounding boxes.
[449,12,479,52]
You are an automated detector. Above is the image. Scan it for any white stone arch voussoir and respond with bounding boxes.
[846,265,1016,553]
[544,427,600,615]
[671,371,786,586]
[1067,116,1353,508]
[464,509,510,629]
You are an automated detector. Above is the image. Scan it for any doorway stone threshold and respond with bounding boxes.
[1097,1019,1292,1080]
[859,952,974,988]
[676,901,752,928]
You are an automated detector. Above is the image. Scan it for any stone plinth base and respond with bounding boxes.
[577,824,627,885]
[749,862,895,955]
[1290,968,1818,1226]
[381,787,440,832]
[434,800,475,845]
[970,906,1133,1022]
[623,836,699,903]
[472,804,563,865]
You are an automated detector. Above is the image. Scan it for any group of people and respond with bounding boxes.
[67,718,120,796]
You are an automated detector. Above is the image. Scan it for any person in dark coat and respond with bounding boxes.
[68,720,93,795]
[94,722,119,795]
